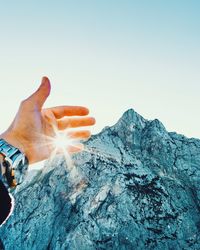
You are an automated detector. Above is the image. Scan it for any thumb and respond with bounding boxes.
[29,77,51,109]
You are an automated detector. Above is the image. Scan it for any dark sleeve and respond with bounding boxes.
[0,180,14,226]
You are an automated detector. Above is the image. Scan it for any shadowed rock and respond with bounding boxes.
[1,108,200,250]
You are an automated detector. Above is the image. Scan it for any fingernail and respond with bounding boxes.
[41,76,51,93]
[42,76,48,85]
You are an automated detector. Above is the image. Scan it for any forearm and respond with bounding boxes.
[0,155,14,226]
[0,178,14,227]
[0,139,29,227]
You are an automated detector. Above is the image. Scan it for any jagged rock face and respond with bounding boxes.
[1,109,200,250]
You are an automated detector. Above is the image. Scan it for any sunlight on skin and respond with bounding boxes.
[35,123,84,170]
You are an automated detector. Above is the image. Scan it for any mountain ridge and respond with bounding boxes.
[0,108,200,250]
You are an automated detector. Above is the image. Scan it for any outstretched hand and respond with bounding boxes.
[0,77,95,164]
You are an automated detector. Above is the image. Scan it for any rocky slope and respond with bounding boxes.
[1,109,200,250]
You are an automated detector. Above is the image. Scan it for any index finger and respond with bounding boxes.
[47,106,89,119]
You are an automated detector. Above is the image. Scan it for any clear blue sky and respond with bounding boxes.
[0,0,200,139]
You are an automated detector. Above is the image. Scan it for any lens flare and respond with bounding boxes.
[50,126,82,170]
[54,132,70,150]
[53,130,77,154]
[33,123,83,171]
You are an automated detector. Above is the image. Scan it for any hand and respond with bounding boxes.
[0,77,95,164]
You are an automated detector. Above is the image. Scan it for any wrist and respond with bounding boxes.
[0,131,26,157]
[0,137,29,189]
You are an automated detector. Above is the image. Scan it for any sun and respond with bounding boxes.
[35,123,83,170]
[53,130,74,152]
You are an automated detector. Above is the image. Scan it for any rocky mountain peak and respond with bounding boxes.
[113,108,146,131]
[1,109,200,250]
